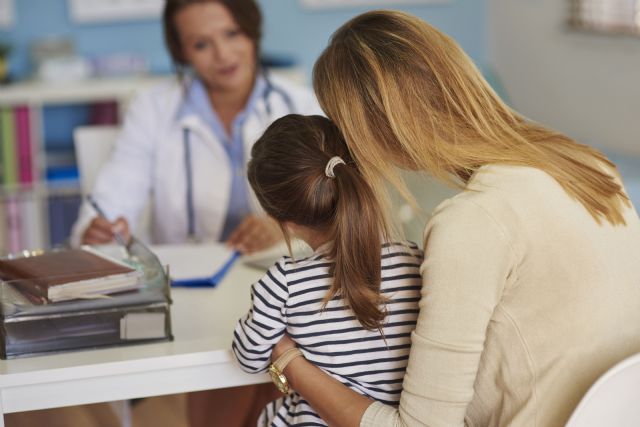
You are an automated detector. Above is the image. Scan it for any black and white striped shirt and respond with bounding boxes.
[232,241,423,426]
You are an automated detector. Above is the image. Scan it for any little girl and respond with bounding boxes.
[232,114,423,426]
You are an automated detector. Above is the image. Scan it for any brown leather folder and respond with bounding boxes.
[0,249,140,303]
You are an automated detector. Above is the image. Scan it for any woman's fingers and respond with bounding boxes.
[82,217,115,244]
[112,217,132,243]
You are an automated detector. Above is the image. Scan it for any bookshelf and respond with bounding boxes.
[0,75,169,254]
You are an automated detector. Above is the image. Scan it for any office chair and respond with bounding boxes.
[73,126,120,196]
[73,125,151,243]
[565,352,640,427]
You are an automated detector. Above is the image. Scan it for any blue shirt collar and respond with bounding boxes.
[178,74,267,142]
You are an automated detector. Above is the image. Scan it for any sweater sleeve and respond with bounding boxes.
[232,258,289,373]
[362,198,515,427]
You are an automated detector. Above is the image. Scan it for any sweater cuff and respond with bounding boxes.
[360,401,397,427]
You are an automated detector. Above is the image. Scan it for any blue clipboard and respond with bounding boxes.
[171,250,241,288]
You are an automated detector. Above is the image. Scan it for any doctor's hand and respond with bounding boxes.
[82,216,131,246]
[226,215,283,254]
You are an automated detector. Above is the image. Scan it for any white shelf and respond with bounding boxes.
[69,0,163,23]
[0,75,170,106]
[0,69,305,105]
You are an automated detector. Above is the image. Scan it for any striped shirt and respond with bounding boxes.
[232,241,423,426]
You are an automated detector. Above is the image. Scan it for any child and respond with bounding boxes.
[232,114,423,426]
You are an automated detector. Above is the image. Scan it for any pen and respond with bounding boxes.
[86,194,129,248]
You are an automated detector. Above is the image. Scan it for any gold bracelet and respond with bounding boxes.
[268,348,303,394]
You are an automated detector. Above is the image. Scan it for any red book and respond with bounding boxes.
[5,197,21,254]
[14,106,33,184]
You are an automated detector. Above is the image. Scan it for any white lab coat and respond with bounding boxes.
[71,74,322,245]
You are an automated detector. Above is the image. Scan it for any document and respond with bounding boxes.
[151,243,240,288]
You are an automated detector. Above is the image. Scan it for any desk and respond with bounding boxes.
[0,244,270,426]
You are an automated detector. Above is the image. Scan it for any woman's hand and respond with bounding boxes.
[271,334,372,427]
[82,216,131,245]
[227,215,283,254]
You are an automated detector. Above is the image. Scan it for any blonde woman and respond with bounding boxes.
[267,10,640,427]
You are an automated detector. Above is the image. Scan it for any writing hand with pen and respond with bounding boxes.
[82,196,282,253]
[81,195,131,247]
[82,216,131,246]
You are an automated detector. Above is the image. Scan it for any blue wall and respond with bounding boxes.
[0,0,169,78]
[259,0,487,80]
[0,0,486,81]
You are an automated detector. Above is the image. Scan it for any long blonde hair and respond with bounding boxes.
[313,10,629,226]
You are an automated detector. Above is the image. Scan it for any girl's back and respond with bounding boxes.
[233,240,423,425]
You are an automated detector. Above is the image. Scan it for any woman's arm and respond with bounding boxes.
[278,198,514,427]
[273,335,373,427]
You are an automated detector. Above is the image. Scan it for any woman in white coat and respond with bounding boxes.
[71,0,320,254]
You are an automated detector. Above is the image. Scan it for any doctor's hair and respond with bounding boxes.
[314,10,629,226]
[163,0,262,75]
[248,114,388,331]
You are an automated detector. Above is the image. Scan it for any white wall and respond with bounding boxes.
[488,0,640,156]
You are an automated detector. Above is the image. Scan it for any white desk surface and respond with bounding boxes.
[0,243,270,421]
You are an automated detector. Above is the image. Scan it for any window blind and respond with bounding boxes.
[570,0,640,34]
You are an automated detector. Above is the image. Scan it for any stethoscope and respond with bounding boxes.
[182,71,295,241]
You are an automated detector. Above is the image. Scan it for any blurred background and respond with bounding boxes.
[0,0,638,253]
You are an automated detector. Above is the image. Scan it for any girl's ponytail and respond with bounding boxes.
[248,114,389,331]
[326,159,387,330]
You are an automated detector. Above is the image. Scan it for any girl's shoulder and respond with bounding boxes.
[277,251,332,275]
[381,241,424,264]
[268,241,423,282]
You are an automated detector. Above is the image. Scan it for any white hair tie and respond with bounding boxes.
[325,156,346,178]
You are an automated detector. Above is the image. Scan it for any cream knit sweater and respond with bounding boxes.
[362,164,640,427]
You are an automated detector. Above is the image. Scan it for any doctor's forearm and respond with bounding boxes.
[284,357,372,427]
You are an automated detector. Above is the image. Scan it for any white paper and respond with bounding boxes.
[151,243,236,280]
[120,312,166,340]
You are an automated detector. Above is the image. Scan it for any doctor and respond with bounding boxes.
[71,0,321,254]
